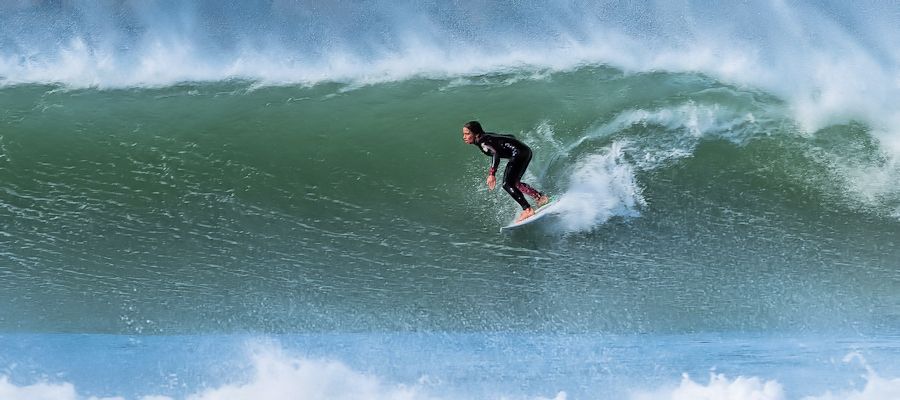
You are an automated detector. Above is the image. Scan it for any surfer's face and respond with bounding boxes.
[462,127,476,144]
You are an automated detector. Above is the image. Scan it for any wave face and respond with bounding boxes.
[2,1,900,399]
[2,68,898,334]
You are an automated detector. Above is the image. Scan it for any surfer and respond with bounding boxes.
[462,121,549,222]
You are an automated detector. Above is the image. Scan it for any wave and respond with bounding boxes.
[3,70,895,233]
[2,0,900,139]
[5,2,900,204]
[2,67,899,333]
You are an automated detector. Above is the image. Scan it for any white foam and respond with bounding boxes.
[631,373,786,400]
[582,103,763,168]
[0,2,894,94]
[553,141,645,232]
[0,376,79,400]
[2,348,900,400]
[837,154,900,216]
[545,101,769,232]
[802,353,900,400]
[0,343,571,400]
[632,369,900,400]
[181,345,429,400]
[631,353,900,400]
[0,348,434,400]
[0,375,123,400]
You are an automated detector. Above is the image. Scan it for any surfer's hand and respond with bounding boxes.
[487,174,496,190]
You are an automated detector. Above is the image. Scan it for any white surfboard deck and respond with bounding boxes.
[500,200,561,232]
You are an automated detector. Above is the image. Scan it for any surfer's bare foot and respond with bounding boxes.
[536,195,550,208]
[516,208,535,222]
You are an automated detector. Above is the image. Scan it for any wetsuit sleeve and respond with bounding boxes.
[482,143,501,175]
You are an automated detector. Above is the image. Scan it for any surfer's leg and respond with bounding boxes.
[503,175,532,210]
[508,150,549,208]
[503,153,533,210]
[516,182,543,200]
[516,182,549,207]
[519,182,549,207]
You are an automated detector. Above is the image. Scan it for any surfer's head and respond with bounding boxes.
[462,120,484,144]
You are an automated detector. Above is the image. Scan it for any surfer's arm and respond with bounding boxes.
[483,144,501,176]
[480,143,500,190]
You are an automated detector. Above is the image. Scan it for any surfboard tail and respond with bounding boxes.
[500,198,559,232]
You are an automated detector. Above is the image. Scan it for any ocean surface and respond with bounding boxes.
[1,1,900,399]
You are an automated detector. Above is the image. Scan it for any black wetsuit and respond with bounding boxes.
[473,133,544,210]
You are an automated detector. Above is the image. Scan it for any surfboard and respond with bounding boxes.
[500,199,560,232]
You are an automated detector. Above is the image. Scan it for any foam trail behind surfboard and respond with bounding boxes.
[551,142,645,233]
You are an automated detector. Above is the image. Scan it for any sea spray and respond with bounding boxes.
[554,141,644,232]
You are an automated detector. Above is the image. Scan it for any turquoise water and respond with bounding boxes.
[2,333,900,399]
[2,1,900,399]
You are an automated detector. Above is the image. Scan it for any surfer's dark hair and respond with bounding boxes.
[464,120,485,136]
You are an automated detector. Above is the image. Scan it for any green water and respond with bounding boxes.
[1,67,898,334]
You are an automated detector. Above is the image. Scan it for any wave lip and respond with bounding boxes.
[5,0,900,181]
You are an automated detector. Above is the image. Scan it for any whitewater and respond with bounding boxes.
[1,1,900,399]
